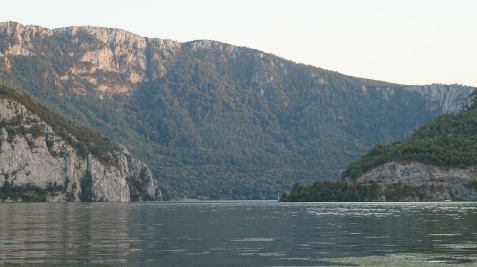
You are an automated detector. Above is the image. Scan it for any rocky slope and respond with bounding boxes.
[343,91,477,201]
[0,22,472,112]
[403,84,474,113]
[0,21,181,95]
[356,161,477,201]
[0,89,162,202]
[0,21,475,200]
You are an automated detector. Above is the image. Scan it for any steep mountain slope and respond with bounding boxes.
[0,86,162,202]
[341,92,477,201]
[0,21,474,199]
[342,91,477,181]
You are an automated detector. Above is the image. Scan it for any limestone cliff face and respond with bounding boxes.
[403,84,475,113]
[1,22,473,113]
[356,161,477,201]
[0,21,181,95]
[0,98,162,202]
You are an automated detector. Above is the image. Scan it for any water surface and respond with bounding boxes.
[1,201,476,266]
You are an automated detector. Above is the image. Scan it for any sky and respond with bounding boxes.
[2,0,476,87]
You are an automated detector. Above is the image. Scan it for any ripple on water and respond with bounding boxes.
[231,237,275,242]
[160,249,186,253]
[436,243,477,249]
[427,258,474,264]
[276,257,321,262]
[258,252,286,257]
[324,253,477,266]
[185,251,211,255]
[0,239,20,244]
[429,233,462,236]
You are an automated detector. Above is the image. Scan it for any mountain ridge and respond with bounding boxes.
[0,21,474,200]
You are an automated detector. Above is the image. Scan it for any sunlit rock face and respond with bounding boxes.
[2,22,471,114]
[0,98,162,202]
[0,21,181,94]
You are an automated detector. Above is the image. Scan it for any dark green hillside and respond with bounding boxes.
[0,25,472,200]
[342,92,477,181]
[124,51,436,199]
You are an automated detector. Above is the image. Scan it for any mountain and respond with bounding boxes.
[0,86,162,202]
[0,21,474,200]
[341,92,477,201]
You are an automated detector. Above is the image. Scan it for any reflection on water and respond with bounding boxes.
[0,202,476,266]
[0,203,133,265]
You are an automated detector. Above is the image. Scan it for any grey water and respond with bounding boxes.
[1,201,477,266]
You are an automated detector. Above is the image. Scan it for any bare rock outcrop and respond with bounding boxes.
[356,161,477,201]
[403,84,475,113]
[0,98,162,202]
[0,22,474,112]
[0,21,181,94]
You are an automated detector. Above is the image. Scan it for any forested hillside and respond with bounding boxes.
[342,91,477,181]
[0,22,474,199]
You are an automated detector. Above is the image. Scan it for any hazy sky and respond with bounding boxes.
[2,0,476,86]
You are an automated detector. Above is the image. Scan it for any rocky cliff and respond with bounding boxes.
[0,21,181,95]
[1,21,476,200]
[356,161,477,201]
[403,84,475,113]
[344,91,477,201]
[0,94,162,202]
[0,21,472,114]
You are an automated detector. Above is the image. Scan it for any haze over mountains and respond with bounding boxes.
[0,21,474,199]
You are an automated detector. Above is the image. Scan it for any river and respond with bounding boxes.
[1,201,476,266]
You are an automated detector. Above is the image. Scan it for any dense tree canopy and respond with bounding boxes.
[280,181,380,202]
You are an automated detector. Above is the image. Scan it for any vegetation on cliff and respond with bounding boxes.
[0,86,118,165]
[1,25,473,199]
[1,55,447,200]
[0,86,161,202]
[0,181,65,202]
[342,91,477,181]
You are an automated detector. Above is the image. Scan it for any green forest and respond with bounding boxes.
[279,180,424,202]
[280,181,380,202]
[0,28,471,200]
